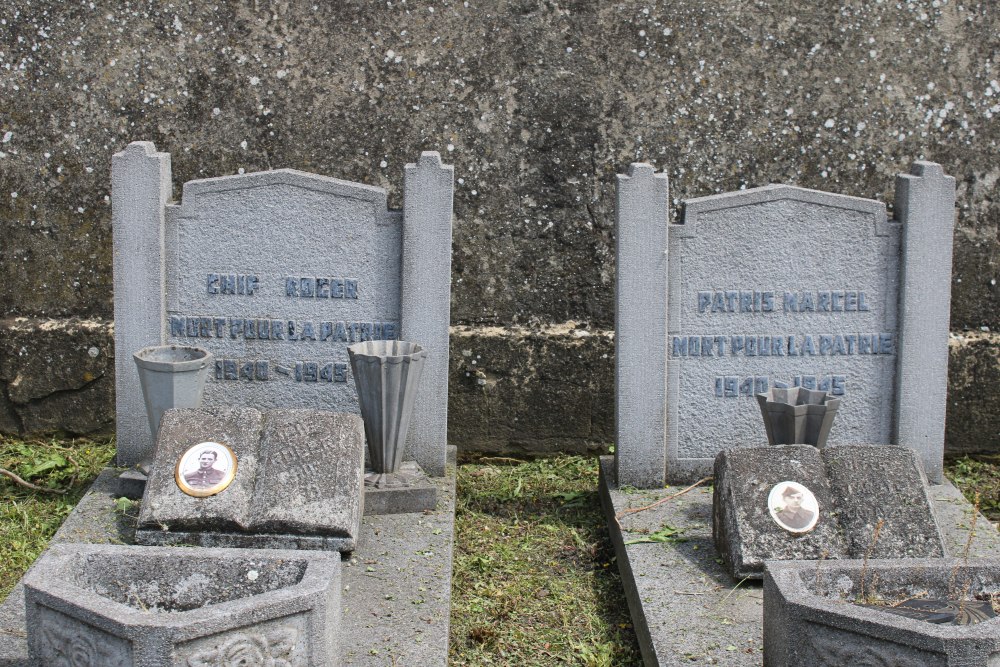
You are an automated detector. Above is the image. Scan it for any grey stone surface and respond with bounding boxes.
[615,164,956,486]
[135,407,366,552]
[23,543,340,667]
[764,558,1000,667]
[894,162,958,484]
[0,456,457,667]
[714,445,944,579]
[600,455,1000,667]
[111,142,172,468]
[713,445,848,580]
[614,164,670,489]
[401,152,454,477]
[363,461,439,515]
[111,142,452,476]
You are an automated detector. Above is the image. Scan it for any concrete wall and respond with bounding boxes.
[1,1,997,454]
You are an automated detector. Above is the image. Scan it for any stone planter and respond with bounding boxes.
[133,345,212,466]
[348,340,427,474]
[764,558,1000,666]
[24,543,340,666]
[756,386,840,447]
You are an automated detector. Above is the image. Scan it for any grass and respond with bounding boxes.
[449,455,642,666]
[0,434,116,602]
[944,455,1000,522]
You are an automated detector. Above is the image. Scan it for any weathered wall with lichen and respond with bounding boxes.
[1,1,997,454]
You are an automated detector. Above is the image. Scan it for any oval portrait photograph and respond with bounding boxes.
[767,481,819,534]
[175,441,237,498]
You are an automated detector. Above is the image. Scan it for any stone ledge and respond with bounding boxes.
[1,318,998,457]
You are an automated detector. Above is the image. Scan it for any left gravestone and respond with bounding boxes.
[112,143,453,475]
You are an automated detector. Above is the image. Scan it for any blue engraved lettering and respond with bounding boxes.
[831,291,844,312]
[215,360,223,379]
[731,336,744,355]
[818,376,831,392]
[240,362,255,380]
[759,337,770,357]
[715,377,723,397]
[672,337,687,357]
[272,320,285,340]
[802,335,816,355]
[207,274,220,294]
[199,317,211,337]
[698,291,711,312]
[845,291,858,311]
[333,321,348,342]
[688,336,700,356]
[303,362,318,382]
[746,336,757,356]
[859,334,872,354]
[221,275,236,294]
[739,291,752,312]
[316,278,330,298]
[186,317,199,337]
[755,376,769,394]
[701,336,714,357]
[819,335,833,355]
[320,321,333,341]
[762,292,775,312]
[301,321,316,341]
[334,362,348,382]
[844,334,857,354]
[285,277,299,297]
[330,279,344,298]
[170,316,185,337]
[739,377,753,396]
[784,292,798,312]
[230,319,243,339]
[256,361,269,381]
[320,363,334,382]
[787,335,798,356]
[772,337,785,356]
[383,323,397,340]
[245,320,257,339]
[300,278,314,298]
[858,291,870,311]
[360,323,374,342]
[287,321,299,341]
[801,375,816,390]
[247,275,259,295]
[818,291,831,312]
[724,377,737,397]
[800,292,815,312]
[214,318,226,337]
[832,335,846,355]
[715,336,726,356]
[345,279,358,299]
[725,291,738,311]
[224,359,238,380]
[831,376,846,396]
[712,292,726,313]
[880,333,894,355]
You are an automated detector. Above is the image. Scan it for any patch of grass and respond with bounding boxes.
[945,455,1000,521]
[0,434,116,603]
[450,455,641,666]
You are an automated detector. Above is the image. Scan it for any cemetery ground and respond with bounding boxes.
[1,437,998,666]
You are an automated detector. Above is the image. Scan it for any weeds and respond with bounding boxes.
[0,435,115,602]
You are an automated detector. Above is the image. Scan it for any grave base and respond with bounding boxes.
[0,450,457,667]
[364,461,438,515]
[134,528,357,553]
[598,456,1000,667]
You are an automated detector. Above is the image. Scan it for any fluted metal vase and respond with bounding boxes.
[133,345,213,467]
[755,386,841,447]
[348,340,427,475]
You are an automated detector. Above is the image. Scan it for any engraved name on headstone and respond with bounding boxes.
[615,162,955,486]
[112,144,453,475]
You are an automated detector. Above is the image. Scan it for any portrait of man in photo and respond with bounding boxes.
[768,481,819,534]
[184,449,226,488]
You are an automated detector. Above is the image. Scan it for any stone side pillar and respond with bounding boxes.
[615,164,670,488]
[893,161,956,483]
[111,142,171,467]
[401,152,454,477]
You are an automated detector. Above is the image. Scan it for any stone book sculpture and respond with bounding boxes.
[713,444,945,579]
[135,406,366,552]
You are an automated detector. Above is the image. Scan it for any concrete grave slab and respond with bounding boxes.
[614,162,956,487]
[112,143,453,477]
[713,444,944,579]
[23,543,340,667]
[599,456,1000,667]
[135,406,366,552]
[0,460,457,667]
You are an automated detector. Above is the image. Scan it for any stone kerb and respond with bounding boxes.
[112,142,453,475]
[24,543,341,667]
[614,162,956,487]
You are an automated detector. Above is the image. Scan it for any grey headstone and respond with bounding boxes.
[135,407,365,552]
[23,543,340,667]
[614,162,956,486]
[111,142,453,476]
[764,558,1000,667]
[714,444,944,579]
[614,163,670,489]
[713,445,849,579]
[111,142,172,467]
[894,162,957,484]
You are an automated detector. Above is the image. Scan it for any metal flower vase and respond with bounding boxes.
[133,345,213,467]
[348,340,428,476]
[755,386,841,447]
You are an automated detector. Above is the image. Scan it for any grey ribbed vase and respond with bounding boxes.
[756,386,841,447]
[348,340,428,475]
[133,345,213,468]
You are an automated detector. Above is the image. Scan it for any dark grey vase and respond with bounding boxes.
[755,386,841,447]
[348,340,427,474]
[133,345,213,465]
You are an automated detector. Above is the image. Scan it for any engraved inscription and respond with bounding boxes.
[207,273,259,295]
[186,628,298,667]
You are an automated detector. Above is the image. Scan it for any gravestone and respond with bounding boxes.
[713,444,944,579]
[135,407,366,552]
[614,162,955,486]
[112,142,453,476]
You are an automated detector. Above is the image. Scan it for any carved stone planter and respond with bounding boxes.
[764,558,1000,667]
[756,386,840,447]
[24,543,340,666]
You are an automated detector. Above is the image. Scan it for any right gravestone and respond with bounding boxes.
[615,162,955,487]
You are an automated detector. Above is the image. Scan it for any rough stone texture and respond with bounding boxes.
[0,461,457,667]
[714,445,944,580]
[0,318,114,435]
[135,407,366,552]
[23,543,340,667]
[600,456,1000,667]
[713,445,849,580]
[946,332,1000,455]
[764,559,1000,667]
[2,1,999,454]
[448,324,615,456]
[822,445,945,560]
